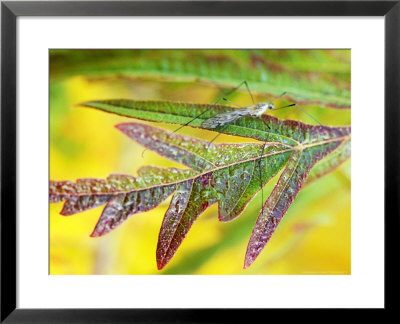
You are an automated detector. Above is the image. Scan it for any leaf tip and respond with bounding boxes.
[59,209,69,216]
[89,229,103,238]
[156,261,166,271]
[156,244,179,270]
[243,253,256,270]
[59,204,74,216]
[114,123,124,131]
[156,249,173,270]
[156,252,170,270]
[72,102,83,109]
[115,122,137,134]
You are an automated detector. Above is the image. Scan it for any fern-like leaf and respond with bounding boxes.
[50,99,350,269]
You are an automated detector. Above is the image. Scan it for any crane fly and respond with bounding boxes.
[201,102,275,129]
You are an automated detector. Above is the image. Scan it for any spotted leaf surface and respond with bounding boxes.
[306,138,351,184]
[50,112,350,269]
[91,184,177,237]
[50,168,198,236]
[244,140,343,268]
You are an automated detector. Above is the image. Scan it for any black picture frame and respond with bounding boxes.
[1,0,398,322]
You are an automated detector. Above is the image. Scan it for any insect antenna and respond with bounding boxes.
[274,91,307,103]
[273,103,322,125]
[270,91,322,125]
[220,97,242,108]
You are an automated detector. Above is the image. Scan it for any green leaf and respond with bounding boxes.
[50,112,350,269]
[50,168,198,236]
[80,99,350,147]
[305,138,351,184]
[51,49,350,108]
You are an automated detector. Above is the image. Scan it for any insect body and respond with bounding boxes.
[202,103,274,129]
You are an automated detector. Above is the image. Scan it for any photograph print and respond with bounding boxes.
[49,49,351,275]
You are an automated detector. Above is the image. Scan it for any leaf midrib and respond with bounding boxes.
[82,101,305,146]
[52,134,348,200]
[51,147,294,198]
[265,150,302,218]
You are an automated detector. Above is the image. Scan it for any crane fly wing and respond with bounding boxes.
[202,108,253,129]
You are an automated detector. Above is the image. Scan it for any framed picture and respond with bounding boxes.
[48,47,352,275]
[1,0,398,321]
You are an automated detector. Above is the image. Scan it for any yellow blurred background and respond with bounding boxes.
[50,50,351,275]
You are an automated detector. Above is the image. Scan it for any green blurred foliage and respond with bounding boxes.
[50,49,350,275]
[50,49,351,107]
